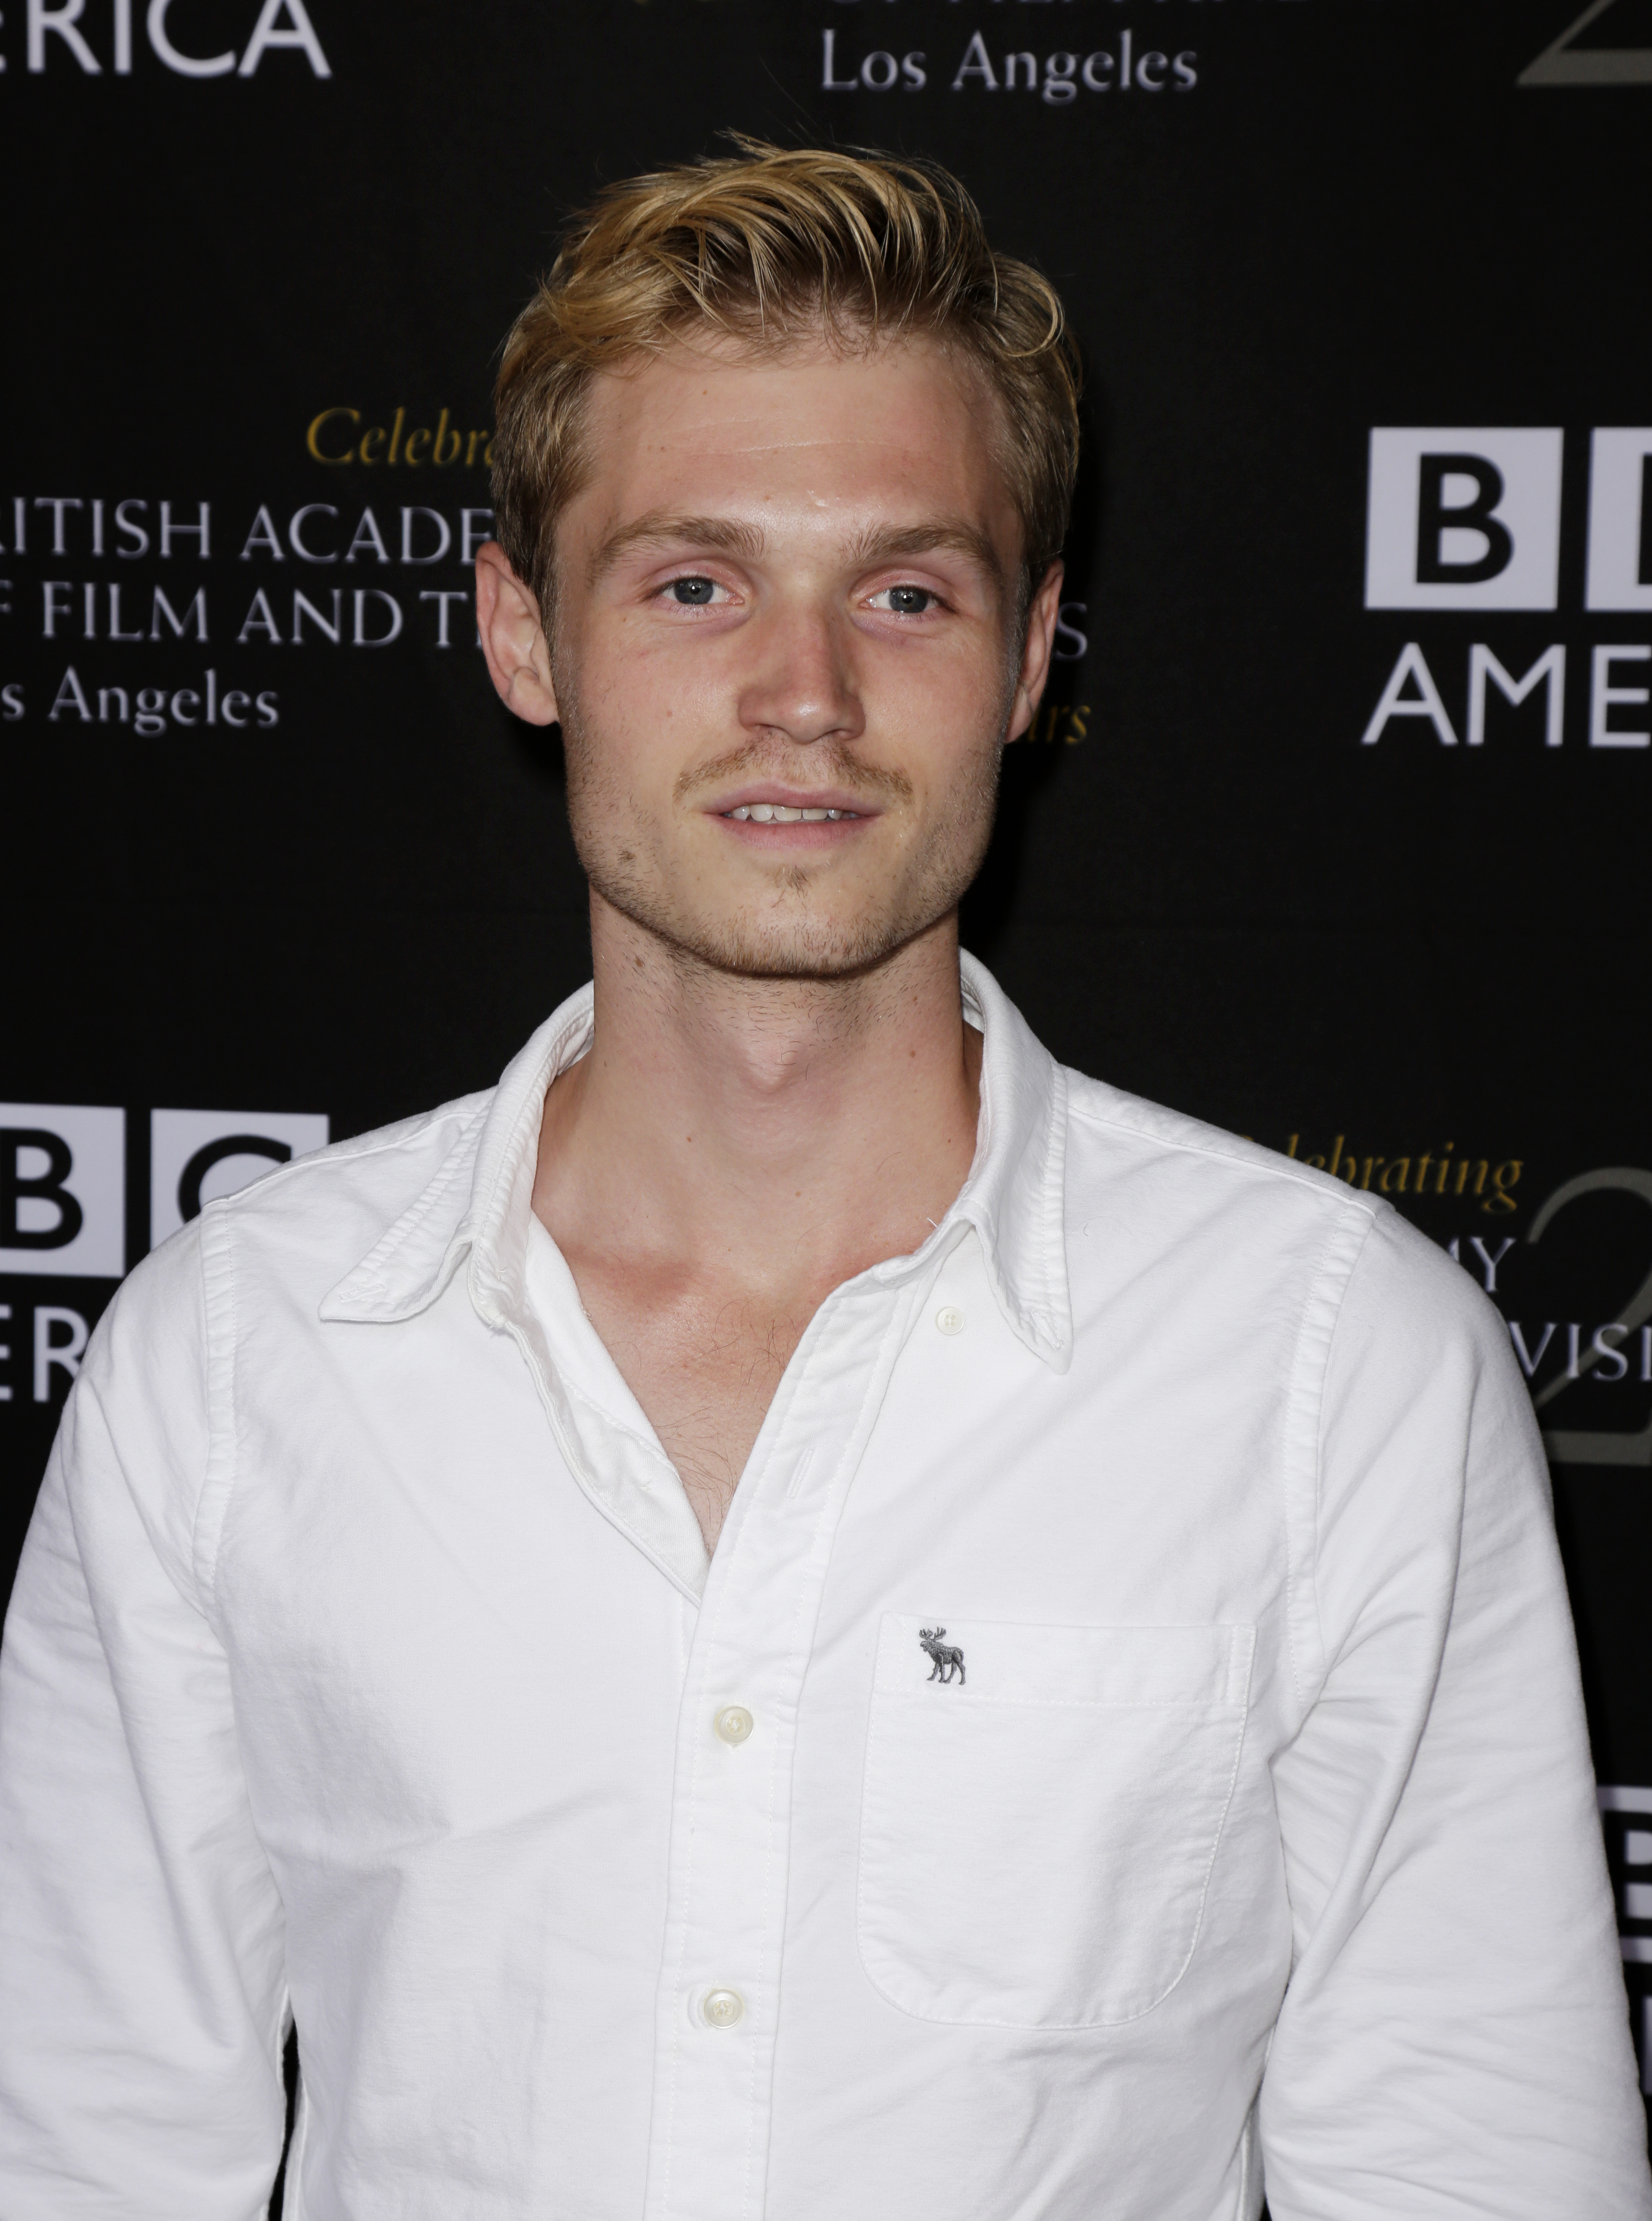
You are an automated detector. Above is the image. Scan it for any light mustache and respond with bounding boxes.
[673,741,913,810]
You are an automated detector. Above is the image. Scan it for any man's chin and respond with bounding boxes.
[595,879,930,983]
[668,914,914,983]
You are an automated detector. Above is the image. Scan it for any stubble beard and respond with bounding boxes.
[559,710,1006,983]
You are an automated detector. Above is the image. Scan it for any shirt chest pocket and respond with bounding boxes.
[856,1615,1256,2029]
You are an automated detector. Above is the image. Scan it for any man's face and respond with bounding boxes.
[486,334,1061,979]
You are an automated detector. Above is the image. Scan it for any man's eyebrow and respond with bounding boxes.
[588,513,766,586]
[590,512,1006,589]
[845,520,1005,583]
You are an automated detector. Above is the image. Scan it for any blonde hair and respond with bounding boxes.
[491,137,1080,622]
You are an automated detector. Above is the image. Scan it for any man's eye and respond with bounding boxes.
[875,585,935,616]
[667,576,719,606]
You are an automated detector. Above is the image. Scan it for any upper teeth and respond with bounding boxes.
[729,804,856,822]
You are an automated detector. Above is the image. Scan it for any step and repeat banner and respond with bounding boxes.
[2,0,1650,2133]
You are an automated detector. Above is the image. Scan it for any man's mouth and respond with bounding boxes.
[725,803,862,823]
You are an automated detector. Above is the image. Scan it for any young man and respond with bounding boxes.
[0,144,1645,2220]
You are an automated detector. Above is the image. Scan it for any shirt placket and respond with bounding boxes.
[642,1269,926,2221]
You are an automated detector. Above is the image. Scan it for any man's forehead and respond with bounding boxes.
[595,321,978,391]
[570,337,1016,564]
[581,329,999,455]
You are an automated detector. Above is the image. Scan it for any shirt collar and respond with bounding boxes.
[321,952,1072,1372]
[932,953,1073,1372]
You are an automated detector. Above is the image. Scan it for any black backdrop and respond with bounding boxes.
[3,0,1650,2144]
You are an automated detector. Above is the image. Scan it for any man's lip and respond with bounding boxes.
[704,785,882,818]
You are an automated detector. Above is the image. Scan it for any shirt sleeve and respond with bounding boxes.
[0,1225,289,2219]
[1259,1204,1651,2218]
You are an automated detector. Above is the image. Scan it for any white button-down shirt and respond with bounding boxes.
[0,957,1646,2220]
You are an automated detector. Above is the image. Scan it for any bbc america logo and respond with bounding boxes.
[1361,428,1651,752]
[0,1104,328,1279]
[1366,428,1651,614]
[4,0,329,77]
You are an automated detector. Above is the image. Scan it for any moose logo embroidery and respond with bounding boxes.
[918,1626,965,1685]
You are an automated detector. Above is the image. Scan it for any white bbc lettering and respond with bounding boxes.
[1597,1789,1652,2058]
[1467,644,1566,748]
[234,0,328,75]
[0,1301,95,1404]
[0,1106,124,1279]
[33,1306,89,1401]
[20,0,329,75]
[1364,641,1573,749]
[1520,4,1652,90]
[25,0,102,72]
[145,0,236,76]
[1364,428,1564,611]
[1585,429,1652,613]
[149,1108,329,1248]
[1590,645,1651,749]
[1360,642,1459,746]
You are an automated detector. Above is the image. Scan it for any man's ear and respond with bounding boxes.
[1004,560,1065,745]
[475,542,560,726]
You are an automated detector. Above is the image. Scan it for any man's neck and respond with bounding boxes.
[538,893,983,1293]
[530,894,983,1548]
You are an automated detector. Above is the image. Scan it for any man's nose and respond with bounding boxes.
[736,599,865,749]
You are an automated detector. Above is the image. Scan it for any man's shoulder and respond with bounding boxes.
[1059,1063,1376,1231]
[135,1085,495,1319]
[1057,1062,1492,1339]
[219,1086,492,1259]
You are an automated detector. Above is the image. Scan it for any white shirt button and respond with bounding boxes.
[701,1987,745,2028]
[714,1705,753,1745]
[935,1306,965,1336]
